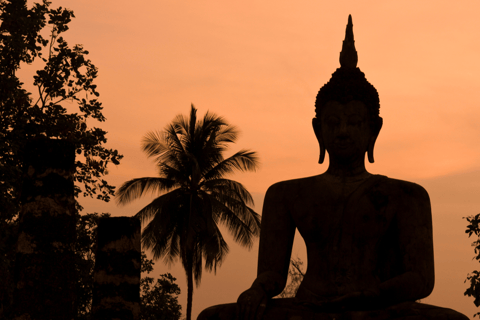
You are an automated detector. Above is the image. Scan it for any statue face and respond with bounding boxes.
[318,100,372,162]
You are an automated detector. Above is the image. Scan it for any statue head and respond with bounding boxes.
[313,15,383,164]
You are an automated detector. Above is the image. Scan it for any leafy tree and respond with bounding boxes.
[116,105,261,320]
[75,219,183,320]
[141,251,182,320]
[275,256,305,299]
[464,214,480,317]
[0,0,121,215]
[0,0,121,317]
[74,212,111,319]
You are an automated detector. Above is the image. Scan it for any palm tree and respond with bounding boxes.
[116,105,261,320]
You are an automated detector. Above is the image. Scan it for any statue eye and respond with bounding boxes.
[348,115,363,126]
[326,116,340,126]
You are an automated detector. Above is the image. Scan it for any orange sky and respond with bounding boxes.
[19,0,480,318]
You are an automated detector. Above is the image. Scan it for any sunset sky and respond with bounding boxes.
[19,0,480,318]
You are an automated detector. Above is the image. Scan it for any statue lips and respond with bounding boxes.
[334,141,352,148]
[331,140,355,152]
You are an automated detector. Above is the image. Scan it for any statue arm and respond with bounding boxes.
[236,183,296,320]
[251,182,296,298]
[379,182,435,303]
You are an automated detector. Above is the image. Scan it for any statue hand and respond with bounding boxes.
[325,289,380,309]
[236,286,268,320]
[327,291,363,307]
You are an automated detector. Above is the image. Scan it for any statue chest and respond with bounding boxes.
[290,186,395,295]
[291,185,394,250]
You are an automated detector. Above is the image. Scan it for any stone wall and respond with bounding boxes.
[13,138,76,320]
[92,216,141,320]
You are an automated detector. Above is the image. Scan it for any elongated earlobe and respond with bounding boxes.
[319,144,325,164]
[312,118,325,164]
[367,140,376,163]
[368,117,383,163]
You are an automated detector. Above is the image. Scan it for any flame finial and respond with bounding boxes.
[339,15,358,68]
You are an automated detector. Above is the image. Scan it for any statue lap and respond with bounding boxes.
[198,300,469,320]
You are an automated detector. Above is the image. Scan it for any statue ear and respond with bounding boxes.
[367,117,383,163]
[312,118,325,164]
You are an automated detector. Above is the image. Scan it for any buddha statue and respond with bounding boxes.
[198,15,469,320]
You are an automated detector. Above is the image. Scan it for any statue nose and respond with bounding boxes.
[337,121,349,136]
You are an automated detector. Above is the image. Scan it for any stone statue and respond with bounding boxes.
[198,15,469,320]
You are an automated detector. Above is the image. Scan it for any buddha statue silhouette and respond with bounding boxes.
[198,15,469,320]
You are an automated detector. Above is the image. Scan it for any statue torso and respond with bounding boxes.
[276,174,420,302]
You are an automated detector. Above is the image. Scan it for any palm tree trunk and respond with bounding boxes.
[186,193,195,320]
[186,253,194,320]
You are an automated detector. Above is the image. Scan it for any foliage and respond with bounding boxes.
[74,212,111,319]
[117,104,261,320]
[0,0,120,318]
[275,256,305,299]
[141,251,182,320]
[464,213,480,317]
[0,219,17,318]
[0,0,122,217]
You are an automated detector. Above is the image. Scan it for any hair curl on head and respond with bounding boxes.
[315,67,380,132]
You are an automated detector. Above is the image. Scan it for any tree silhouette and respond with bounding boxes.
[275,257,305,299]
[117,105,261,320]
[141,251,182,320]
[0,0,122,216]
[74,212,111,319]
[464,214,480,317]
[0,1,121,317]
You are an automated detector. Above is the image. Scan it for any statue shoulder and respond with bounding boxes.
[265,176,319,198]
[380,176,431,204]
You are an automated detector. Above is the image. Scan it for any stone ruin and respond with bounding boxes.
[11,138,141,320]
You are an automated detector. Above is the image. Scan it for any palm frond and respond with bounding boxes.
[142,126,190,174]
[141,131,168,159]
[173,112,190,137]
[198,112,227,143]
[116,177,178,205]
[142,214,177,262]
[203,150,259,181]
[202,178,255,206]
[188,104,197,144]
[201,222,229,273]
[208,195,260,248]
[200,113,238,159]
[215,123,239,145]
[158,162,189,186]
[164,125,187,161]
[212,192,261,235]
[139,190,190,264]
[208,184,261,237]
[192,242,203,286]
[134,188,186,224]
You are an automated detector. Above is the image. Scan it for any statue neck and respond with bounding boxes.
[325,154,370,182]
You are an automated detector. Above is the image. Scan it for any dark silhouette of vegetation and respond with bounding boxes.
[0,0,120,317]
[141,251,182,320]
[275,257,305,299]
[0,0,121,215]
[464,214,480,317]
[117,105,261,320]
[75,212,111,319]
[60,212,184,320]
